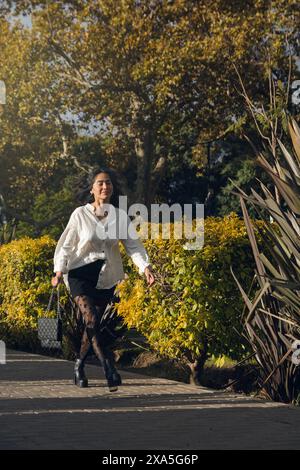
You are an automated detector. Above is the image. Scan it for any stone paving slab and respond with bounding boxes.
[0,349,300,449]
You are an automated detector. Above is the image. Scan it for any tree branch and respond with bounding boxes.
[4,207,62,231]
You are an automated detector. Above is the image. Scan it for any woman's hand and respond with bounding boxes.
[144,266,155,287]
[51,272,63,287]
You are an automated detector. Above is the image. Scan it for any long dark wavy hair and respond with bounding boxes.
[76,167,122,207]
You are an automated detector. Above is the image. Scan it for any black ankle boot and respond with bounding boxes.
[74,359,88,388]
[103,359,122,392]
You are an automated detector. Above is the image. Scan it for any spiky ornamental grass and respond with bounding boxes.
[233,117,300,403]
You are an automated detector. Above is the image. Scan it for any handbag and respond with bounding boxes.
[38,285,63,349]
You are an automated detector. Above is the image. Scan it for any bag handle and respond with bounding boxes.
[46,285,62,321]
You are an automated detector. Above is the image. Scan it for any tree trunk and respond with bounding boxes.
[132,127,157,209]
[189,339,208,386]
[134,132,146,204]
[129,95,159,208]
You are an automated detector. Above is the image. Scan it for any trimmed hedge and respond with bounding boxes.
[0,235,81,357]
[0,214,264,368]
[117,213,264,366]
[0,236,57,349]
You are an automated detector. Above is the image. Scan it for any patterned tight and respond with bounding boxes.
[74,292,115,366]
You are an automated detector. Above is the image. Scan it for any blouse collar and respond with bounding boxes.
[86,203,96,214]
[85,203,115,217]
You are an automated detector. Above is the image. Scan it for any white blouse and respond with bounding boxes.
[53,203,150,290]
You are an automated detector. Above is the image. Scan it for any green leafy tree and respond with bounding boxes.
[3,1,299,206]
[1,0,300,233]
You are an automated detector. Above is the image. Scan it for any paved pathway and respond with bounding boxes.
[0,349,299,449]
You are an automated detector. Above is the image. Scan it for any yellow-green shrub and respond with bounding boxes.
[0,214,264,368]
[117,213,264,365]
[0,236,57,349]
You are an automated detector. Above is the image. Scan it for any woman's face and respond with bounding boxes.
[91,172,113,203]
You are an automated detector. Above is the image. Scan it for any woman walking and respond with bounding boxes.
[51,168,154,392]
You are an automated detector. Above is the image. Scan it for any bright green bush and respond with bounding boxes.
[117,213,264,365]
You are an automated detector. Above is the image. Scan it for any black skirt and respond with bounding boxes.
[68,259,114,300]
